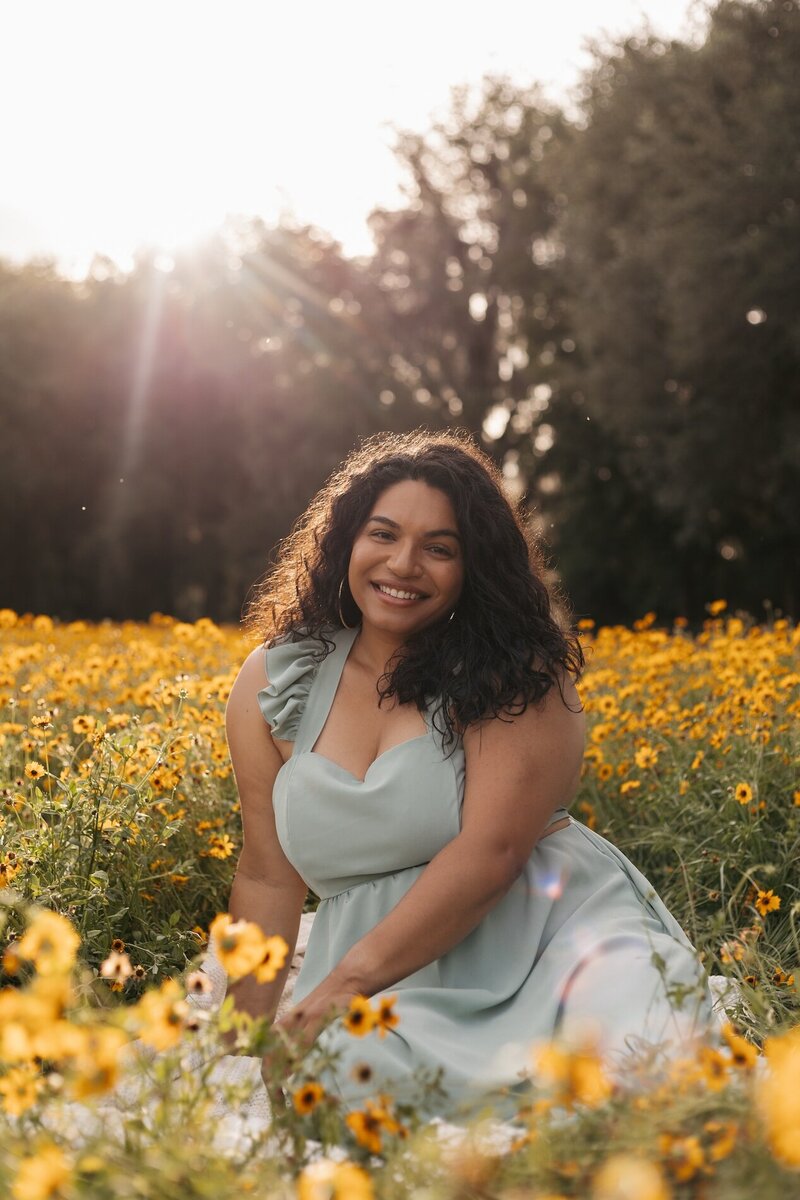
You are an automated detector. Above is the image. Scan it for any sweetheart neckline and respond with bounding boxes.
[306,730,433,784]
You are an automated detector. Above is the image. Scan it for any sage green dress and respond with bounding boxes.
[258,625,713,1122]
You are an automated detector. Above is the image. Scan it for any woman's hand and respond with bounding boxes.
[273,976,359,1050]
[261,975,362,1094]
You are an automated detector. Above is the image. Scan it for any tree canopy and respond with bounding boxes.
[4,0,798,625]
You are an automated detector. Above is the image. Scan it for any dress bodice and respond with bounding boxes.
[258,625,465,899]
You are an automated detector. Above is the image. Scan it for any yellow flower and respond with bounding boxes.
[704,1119,737,1162]
[755,889,781,917]
[132,979,189,1050]
[209,913,272,981]
[253,935,289,984]
[691,750,704,770]
[374,994,399,1039]
[12,1144,71,1200]
[634,746,659,770]
[592,1154,669,1200]
[773,967,795,986]
[707,599,727,615]
[533,1039,613,1109]
[206,833,236,860]
[23,761,47,781]
[16,910,80,976]
[342,995,377,1037]
[297,1159,373,1200]
[293,1081,325,1115]
[0,1066,43,1116]
[345,1098,399,1154]
[734,782,753,805]
[756,1024,800,1167]
[720,1023,758,1070]
[696,1044,729,1091]
[658,1132,705,1182]
[793,789,800,806]
[67,1025,128,1099]
[619,780,642,795]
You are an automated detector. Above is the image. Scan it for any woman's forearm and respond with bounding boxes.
[329,833,519,998]
[226,871,306,1023]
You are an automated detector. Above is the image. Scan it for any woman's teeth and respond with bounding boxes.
[374,583,424,601]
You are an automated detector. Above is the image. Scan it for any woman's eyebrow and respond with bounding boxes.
[366,515,461,541]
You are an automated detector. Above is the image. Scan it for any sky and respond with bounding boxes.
[0,0,708,276]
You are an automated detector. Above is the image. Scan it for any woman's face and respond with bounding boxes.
[347,479,464,636]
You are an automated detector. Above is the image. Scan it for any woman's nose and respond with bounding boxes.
[386,539,421,576]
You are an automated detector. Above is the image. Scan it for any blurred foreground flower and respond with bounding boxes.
[756,1023,800,1168]
[532,1037,613,1109]
[297,1158,373,1200]
[12,1143,71,1200]
[15,910,80,976]
[209,913,288,982]
[592,1153,670,1200]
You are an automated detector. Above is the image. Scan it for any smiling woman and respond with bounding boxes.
[348,482,464,626]
[222,427,714,1123]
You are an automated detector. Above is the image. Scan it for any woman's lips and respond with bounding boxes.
[370,581,427,605]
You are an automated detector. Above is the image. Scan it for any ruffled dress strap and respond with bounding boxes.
[257,631,329,745]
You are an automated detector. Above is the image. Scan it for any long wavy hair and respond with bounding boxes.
[242,428,585,749]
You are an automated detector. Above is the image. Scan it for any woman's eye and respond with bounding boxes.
[428,545,451,556]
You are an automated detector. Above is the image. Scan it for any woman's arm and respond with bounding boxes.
[223,648,308,1025]
[279,671,585,1038]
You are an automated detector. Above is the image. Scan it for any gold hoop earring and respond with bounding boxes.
[337,577,358,629]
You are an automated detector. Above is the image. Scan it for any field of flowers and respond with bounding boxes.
[0,603,798,1198]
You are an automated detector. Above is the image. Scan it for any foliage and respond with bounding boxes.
[2,1,799,626]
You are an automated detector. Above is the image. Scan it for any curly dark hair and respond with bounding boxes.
[242,427,585,749]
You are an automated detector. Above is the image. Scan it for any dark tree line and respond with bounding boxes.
[3,0,798,626]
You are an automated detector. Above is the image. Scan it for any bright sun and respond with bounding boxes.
[1,0,700,277]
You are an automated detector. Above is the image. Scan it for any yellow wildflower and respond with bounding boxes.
[734,782,753,805]
[0,1066,43,1116]
[16,910,80,976]
[533,1038,613,1109]
[720,1023,758,1069]
[12,1143,71,1200]
[373,994,399,1039]
[293,1081,325,1115]
[68,1025,128,1099]
[634,745,659,769]
[756,1024,800,1167]
[704,1119,737,1162]
[755,889,781,917]
[132,978,189,1050]
[342,995,377,1037]
[23,761,47,781]
[254,935,289,984]
[345,1098,399,1153]
[592,1154,669,1200]
[658,1132,705,1182]
[297,1159,373,1200]
[209,913,272,980]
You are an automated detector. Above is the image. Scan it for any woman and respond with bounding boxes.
[224,429,713,1123]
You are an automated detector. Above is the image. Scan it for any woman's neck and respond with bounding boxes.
[348,624,407,677]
